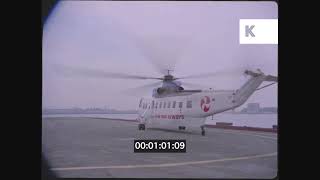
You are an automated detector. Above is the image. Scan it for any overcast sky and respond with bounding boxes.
[43,1,278,110]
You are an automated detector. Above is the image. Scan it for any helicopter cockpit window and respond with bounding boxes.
[172,101,176,108]
[179,102,183,108]
[187,100,192,108]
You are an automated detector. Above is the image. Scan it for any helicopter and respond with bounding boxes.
[53,33,277,136]
[135,68,277,136]
[54,63,277,136]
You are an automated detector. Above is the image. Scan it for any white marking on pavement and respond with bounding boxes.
[51,152,277,171]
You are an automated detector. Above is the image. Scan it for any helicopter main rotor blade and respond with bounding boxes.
[180,81,211,89]
[121,81,163,96]
[176,67,248,80]
[133,35,189,75]
[53,64,163,80]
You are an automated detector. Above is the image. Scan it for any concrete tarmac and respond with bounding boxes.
[42,117,277,178]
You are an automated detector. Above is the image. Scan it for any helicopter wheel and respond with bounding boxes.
[138,124,145,131]
[201,130,205,136]
[201,125,205,136]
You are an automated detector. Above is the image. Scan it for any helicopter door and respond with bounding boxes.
[151,100,155,119]
[178,101,183,116]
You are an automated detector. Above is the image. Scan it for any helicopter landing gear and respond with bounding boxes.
[201,125,205,136]
[178,126,186,130]
[138,124,145,131]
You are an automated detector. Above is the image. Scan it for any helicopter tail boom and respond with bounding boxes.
[265,75,278,82]
[233,70,277,108]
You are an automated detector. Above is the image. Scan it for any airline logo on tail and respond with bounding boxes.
[200,96,211,112]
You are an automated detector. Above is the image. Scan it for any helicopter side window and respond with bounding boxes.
[172,101,176,108]
[163,102,166,108]
[179,102,183,108]
[187,100,192,108]
[159,102,162,108]
[168,102,171,108]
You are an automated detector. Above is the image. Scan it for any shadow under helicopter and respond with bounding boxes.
[145,127,201,135]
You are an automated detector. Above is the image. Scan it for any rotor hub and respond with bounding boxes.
[163,74,174,81]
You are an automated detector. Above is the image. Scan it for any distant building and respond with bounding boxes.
[272,125,278,130]
[240,108,247,113]
[216,122,233,126]
[261,107,277,113]
[246,103,260,113]
[240,104,277,114]
[42,107,138,114]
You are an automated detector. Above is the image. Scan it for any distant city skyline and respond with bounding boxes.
[43,102,277,112]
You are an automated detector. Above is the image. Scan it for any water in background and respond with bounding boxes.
[42,113,277,128]
[205,113,277,128]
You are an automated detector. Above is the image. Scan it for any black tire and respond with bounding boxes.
[138,124,143,130]
[201,131,205,136]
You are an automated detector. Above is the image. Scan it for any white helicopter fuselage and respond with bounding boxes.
[138,90,236,129]
[137,71,275,130]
